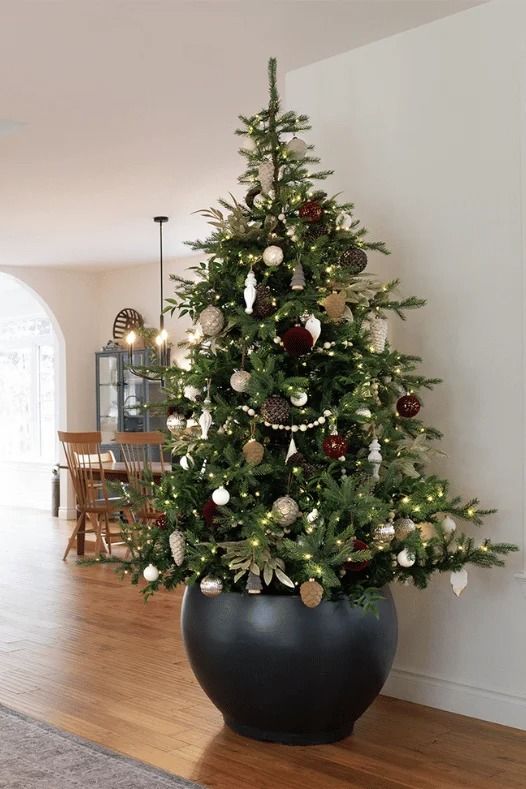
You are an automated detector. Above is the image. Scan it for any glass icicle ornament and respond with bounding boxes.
[290,262,305,291]
[368,314,388,353]
[169,530,185,566]
[258,160,274,193]
[368,438,382,480]
[244,268,257,314]
[199,305,224,337]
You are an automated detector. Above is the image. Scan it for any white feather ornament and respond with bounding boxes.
[285,436,298,462]
[450,568,468,597]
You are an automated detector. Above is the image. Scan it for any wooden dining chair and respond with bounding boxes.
[115,431,167,522]
[58,431,128,560]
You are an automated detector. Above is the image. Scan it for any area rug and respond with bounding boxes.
[0,703,204,789]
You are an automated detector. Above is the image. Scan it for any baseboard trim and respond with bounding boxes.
[58,506,76,521]
[383,667,526,730]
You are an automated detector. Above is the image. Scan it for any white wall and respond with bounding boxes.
[288,0,526,729]
[96,255,196,366]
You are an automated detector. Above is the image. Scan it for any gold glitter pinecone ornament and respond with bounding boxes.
[300,579,324,608]
[242,439,264,466]
[321,291,346,321]
[169,530,185,566]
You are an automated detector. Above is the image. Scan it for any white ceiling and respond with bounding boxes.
[0,0,485,270]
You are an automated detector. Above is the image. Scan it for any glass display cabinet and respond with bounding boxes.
[95,348,165,459]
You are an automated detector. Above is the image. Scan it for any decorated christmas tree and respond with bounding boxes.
[122,59,516,609]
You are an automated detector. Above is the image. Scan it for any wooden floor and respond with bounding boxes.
[1,508,526,789]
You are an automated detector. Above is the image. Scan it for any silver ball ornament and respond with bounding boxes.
[286,136,308,159]
[183,384,201,402]
[397,548,416,568]
[230,370,251,393]
[290,391,308,407]
[262,245,284,267]
[200,576,223,597]
[166,412,187,435]
[272,496,300,527]
[199,305,225,337]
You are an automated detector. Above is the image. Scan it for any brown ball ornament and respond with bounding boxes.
[252,284,276,318]
[339,247,368,274]
[282,326,313,357]
[397,394,421,418]
[261,395,290,425]
[344,539,370,572]
[322,434,349,460]
[299,200,323,223]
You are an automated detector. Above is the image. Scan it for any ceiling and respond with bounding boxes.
[0,0,485,270]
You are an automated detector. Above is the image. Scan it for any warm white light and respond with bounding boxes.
[126,330,136,345]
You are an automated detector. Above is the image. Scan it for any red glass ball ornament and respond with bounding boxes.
[322,433,349,460]
[344,539,370,573]
[396,393,421,418]
[299,200,323,223]
[282,326,313,357]
[155,513,167,530]
[202,499,218,527]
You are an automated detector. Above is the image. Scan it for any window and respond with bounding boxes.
[0,314,56,461]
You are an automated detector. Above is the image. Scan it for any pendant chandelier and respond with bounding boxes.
[125,216,170,381]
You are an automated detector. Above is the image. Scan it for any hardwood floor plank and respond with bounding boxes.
[0,506,525,789]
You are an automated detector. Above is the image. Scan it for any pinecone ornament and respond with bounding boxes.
[369,315,388,352]
[253,284,275,318]
[242,439,264,466]
[306,223,328,241]
[261,395,290,425]
[169,530,185,566]
[258,160,274,193]
[340,247,368,274]
[300,579,323,608]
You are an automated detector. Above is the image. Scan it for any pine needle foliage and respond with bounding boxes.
[114,59,516,607]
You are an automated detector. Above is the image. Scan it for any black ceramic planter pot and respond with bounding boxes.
[181,585,397,745]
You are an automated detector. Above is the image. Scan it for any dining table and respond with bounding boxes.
[68,460,166,556]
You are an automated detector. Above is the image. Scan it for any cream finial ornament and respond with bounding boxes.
[244,269,257,314]
[199,406,212,439]
[368,438,382,480]
[305,314,321,346]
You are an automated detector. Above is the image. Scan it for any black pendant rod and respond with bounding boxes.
[154,216,169,331]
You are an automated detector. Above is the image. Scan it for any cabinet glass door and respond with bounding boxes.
[98,354,120,444]
[122,351,146,433]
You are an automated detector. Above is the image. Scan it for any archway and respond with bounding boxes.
[0,273,65,510]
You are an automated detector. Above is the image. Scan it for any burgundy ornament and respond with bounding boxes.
[155,513,167,530]
[282,326,313,357]
[396,394,421,419]
[344,539,370,573]
[322,433,349,460]
[202,499,218,527]
[299,200,323,223]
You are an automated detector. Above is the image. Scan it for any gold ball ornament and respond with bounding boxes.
[166,412,187,435]
[200,576,223,597]
[199,305,224,337]
[321,292,346,321]
[300,579,323,608]
[372,522,395,546]
[242,439,264,466]
[272,496,300,527]
[230,370,251,392]
[394,517,416,540]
